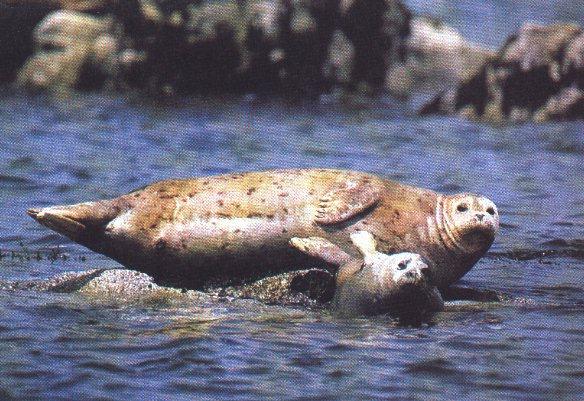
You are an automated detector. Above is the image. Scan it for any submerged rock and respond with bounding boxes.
[0,268,333,307]
[420,22,584,122]
[0,267,511,321]
[1,268,208,305]
[214,269,336,307]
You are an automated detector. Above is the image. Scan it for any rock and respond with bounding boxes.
[563,32,584,86]
[339,0,411,92]
[75,269,208,304]
[4,0,416,96]
[386,15,494,97]
[534,85,584,122]
[17,10,120,92]
[1,0,113,12]
[323,30,354,85]
[0,267,331,307]
[1,268,208,305]
[215,269,336,307]
[0,2,56,83]
[420,22,584,122]
[499,23,580,75]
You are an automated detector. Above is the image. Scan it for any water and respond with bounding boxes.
[1,1,584,393]
[1,90,583,400]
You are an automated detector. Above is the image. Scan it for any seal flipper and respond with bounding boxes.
[335,231,379,287]
[315,177,382,225]
[349,231,377,257]
[289,237,352,267]
[27,199,125,243]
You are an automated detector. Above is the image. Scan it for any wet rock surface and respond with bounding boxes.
[0,268,335,307]
[214,268,336,307]
[420,22,584,122]
[0,266,511,313]
[0,268,210,305]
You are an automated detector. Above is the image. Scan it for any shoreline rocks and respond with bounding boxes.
[3,2,581,121]
[420,22,584,122]
[1,0,475,98]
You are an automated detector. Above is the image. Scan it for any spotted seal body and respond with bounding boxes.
[28,169,499,289]
[291,231,444,319]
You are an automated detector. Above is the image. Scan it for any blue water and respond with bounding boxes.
[1,90,583,400]
[1,1,584,397]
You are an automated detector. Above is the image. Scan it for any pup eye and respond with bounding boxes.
[457,203,469,212]
[486,207,495,215]
[398,261,408,270]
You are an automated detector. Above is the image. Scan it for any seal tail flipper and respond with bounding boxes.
[27,200,124,242]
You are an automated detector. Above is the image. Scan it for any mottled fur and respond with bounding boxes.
[28,169,498,289]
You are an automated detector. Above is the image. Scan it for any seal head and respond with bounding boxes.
[427,193,499,287]
[440,193,499,252]
[332,231,443,320]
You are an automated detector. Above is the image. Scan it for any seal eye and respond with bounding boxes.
[457,203,469,213]
[486,207,495,216]
[398,260,408,270]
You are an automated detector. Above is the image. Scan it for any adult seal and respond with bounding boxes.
[290,231,444,319]
[27,169,499,289]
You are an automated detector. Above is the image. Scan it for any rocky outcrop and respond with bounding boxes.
[420,23,584,122]
[3,0,414,96]
[386,15,494,97]
[216,268,335,306]
[0,268,334,307]
[0,268,209,304]
[3,0,532,103]
[17,10,120,92]
[0,2,56,83]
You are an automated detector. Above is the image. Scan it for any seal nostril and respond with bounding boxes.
[476,213,485,221]
[457,203,468,212]
[486,207,495,216]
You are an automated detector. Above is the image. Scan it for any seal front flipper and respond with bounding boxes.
[335,231,380,287]
[314,177,383,225]
[289,237,352,267]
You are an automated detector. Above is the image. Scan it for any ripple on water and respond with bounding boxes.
[2,89,584,400]
[404,358,461,376]
[0,175,40,190]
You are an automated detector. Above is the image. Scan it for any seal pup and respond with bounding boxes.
[290,231,444,319]
[27,169,499,289]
